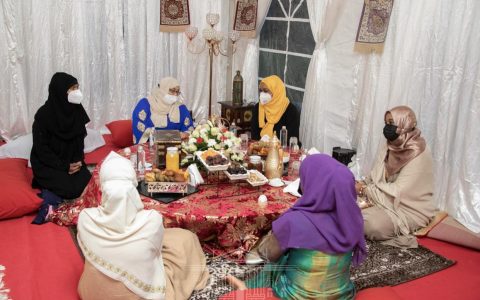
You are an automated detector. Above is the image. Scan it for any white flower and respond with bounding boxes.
[192,130,200,138]
[225,148,232,156]
[188,137,197,145]
[207,120,214,127]
[200,128,208,135]
[214,144,221,150]
[207,139,217,147]
[225,139,233,148]
[189,144,197,152]
[217,133,223,140]
[210,127,219,136]
[201,133,209,141]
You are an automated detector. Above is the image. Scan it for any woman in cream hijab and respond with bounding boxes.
[357,106,436,248]
[77,151,209,300]
[250,75,300,141]
[132,77,193,144]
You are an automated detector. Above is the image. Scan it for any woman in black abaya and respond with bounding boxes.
[30,72,92,224]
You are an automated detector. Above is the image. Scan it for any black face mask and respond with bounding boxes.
[383,124,399,141]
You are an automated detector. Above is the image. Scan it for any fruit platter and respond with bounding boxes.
[143,169,189,194]
[248,141,270,157]
[196,149,230,172]
[224,162,249,180]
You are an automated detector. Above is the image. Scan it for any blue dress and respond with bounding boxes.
[132,98,193,144]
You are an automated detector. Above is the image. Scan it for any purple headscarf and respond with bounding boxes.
[272,154,367,266]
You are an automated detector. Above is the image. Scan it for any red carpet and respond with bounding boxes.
[0,215,83,300]
[0,214,478,299]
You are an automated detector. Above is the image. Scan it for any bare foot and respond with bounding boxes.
[226,274,247,290]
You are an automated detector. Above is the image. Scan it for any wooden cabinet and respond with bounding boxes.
[219,101,255,133]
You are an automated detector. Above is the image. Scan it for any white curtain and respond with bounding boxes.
[301,0,480,232]
[300,0,346,149]
[0,0,233,138]
[234,0,272,104]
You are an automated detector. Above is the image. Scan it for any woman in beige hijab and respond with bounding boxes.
[77,151,209,300]
[357,106,436,248]
[132,77,193,144]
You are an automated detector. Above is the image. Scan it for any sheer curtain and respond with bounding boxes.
[300,0,346,148]
[0,0,232,137]
[301,0,480,232]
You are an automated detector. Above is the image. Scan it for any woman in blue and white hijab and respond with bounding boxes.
[132,77,193,144]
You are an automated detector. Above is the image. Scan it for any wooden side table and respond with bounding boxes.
[218,101,255,134]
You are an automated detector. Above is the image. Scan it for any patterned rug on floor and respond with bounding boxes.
[189,240,455,299]
[67,228,455,299]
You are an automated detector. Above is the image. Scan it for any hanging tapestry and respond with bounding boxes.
[354,0,394,53]
[233,0,258,38]
[160,0,190,32]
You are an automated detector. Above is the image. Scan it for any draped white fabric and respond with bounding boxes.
[0,0,234,138]
[301,0,480,232]
[300,0,346,149]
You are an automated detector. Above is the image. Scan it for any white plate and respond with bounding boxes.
[268,178,284,187]
[224,168,249,180]
[195,150,230,172]
[247,170,268,187]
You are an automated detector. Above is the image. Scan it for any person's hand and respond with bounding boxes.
[69,161,82,175]
[355,181,365,196]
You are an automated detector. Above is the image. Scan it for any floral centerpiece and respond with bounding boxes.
[181,119,243,167]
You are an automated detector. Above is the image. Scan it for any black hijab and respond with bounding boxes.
[36,72,90,140]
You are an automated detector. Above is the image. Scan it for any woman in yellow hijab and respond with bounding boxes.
[251,75,300,141]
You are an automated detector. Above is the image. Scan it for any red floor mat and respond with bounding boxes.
[0,215,83,300]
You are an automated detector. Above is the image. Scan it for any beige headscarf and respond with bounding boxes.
[384,106,426,177]
[148,77,181,128]
[77,152,166,299]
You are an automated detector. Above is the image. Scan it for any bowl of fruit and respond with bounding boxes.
[224,162,248,180]
[196,149,230,172]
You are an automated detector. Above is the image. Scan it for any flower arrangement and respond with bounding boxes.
[181,119,242,166]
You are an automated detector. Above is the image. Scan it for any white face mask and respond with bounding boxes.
[68,89,83,104]
[259,92,272,105]
[163,94,178,105]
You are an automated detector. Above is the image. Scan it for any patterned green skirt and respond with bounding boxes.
[246,249,355,299]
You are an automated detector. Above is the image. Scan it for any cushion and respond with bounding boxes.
[0,129,106,163]
[426,216,480,250]
[84,128,106,153]
[0,158,42,220]
[0,134,32,160]
[105,120,133,148]
[84,134,121,165]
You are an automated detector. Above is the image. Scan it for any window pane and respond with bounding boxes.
[260,20,288,51]
[286,56,311,88]
[288,22,315,54]
[259,51,286,79]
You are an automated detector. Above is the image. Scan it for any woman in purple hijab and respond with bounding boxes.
[227,154,366,299]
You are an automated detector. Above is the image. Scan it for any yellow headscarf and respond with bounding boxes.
[259,75,290,138]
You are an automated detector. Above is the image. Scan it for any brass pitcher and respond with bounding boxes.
[265,132,283,179]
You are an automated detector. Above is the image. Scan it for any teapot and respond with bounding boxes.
[264,132,283,179]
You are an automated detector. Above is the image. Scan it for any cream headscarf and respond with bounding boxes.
[77,152,166,299]
[148,77,181,128]
[384,106,426,177]
[259,75,290,138]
